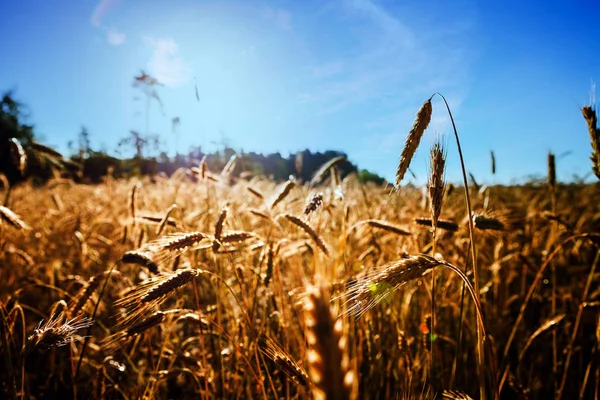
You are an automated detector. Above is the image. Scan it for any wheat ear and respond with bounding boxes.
[271,179,295,208]
[8,138,27,175]
[304,284,355,400]
[428,140,446,230]
[282,214,329,256]
[0,206,31,230]
[582,105,600,179]
[24,314,92,354]
[548,152,556,194]
[310,156,346,187]
[338,254,441,318]
[473,213,505,231]
[395,98,432,187]
[259,335,310,387]
[414,217,458,232]
[115,269,203,327]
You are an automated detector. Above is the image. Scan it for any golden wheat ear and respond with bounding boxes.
[310,156,346,187]
[281,214,330,256]
[114,268,203,328]
[24,314,93,354]
[304,284,355,400]
[442,390,474,400]
[395,98,433,187]
[0,205,31,230]
[336,254,441,318]
[582,105,600,179]
[428,140,447,230]
[102,309,181,352]
[122,231,212,270]
[259,335,310,387]
[271,179,295,208]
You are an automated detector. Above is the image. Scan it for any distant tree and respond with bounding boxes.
[119,130,147,159]
[357,169,386,185]
[0,91,35,182]
[0,91,70,184]
[79,126,91,160]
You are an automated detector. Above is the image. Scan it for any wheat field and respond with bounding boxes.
[0,166,599,399]
[1,103,600,400]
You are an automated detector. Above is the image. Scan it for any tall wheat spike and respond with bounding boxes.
[428,140,447,230]
[548,152,556,193]
[395,98,433,187]
[582,105,600,179]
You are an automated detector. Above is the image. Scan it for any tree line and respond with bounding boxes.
[0,90,386,186]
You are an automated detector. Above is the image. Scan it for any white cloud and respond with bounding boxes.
[263,7,293,30]
[345,0,414,47]
[91,0,119,27]
[107,27,125,45]
[145,37,192,88]
[91,0,125,46]
[300,0,471,117]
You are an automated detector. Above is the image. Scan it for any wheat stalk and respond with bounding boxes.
[124,231,212,267]
[155,204,178,236]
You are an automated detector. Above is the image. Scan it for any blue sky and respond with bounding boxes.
[0,0,599,184]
